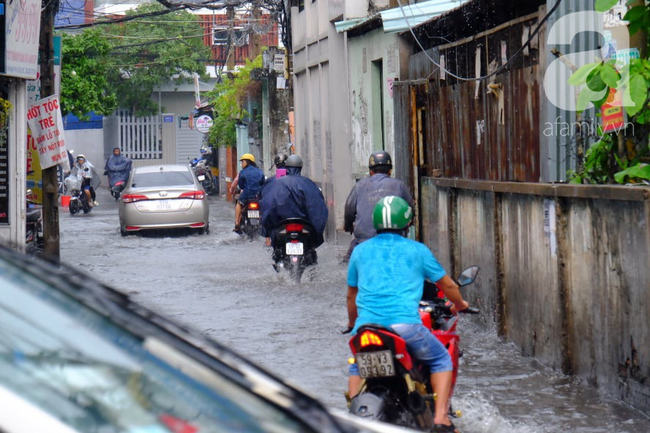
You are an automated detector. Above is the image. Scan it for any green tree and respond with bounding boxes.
[206,56,263,148]
[60,28,118,120]
[58,3,210,117]
[568,0,650,184]
[104,3,210,116]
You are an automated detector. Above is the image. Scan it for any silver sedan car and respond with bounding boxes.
[118,164,209,235]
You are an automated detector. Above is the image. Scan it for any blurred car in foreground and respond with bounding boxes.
[118,164,209,236]
[0,246,412,433]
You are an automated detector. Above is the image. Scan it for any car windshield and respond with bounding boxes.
[0,259,312,433]
[131,171,194,188]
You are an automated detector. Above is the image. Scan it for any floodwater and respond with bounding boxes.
[60,186,650,432]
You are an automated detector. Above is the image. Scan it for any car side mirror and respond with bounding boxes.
[457,266,479,287]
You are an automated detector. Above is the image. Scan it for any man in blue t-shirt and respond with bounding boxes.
[346,196,469,433]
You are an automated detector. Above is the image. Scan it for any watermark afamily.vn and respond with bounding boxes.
[543,116,635,137]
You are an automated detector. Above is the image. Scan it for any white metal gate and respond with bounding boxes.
[117,111,162,160]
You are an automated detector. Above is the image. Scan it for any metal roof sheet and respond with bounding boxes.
[335,15,379,33]
[380,0,471,33]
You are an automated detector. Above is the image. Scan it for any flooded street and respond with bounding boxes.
[60,186,650,432]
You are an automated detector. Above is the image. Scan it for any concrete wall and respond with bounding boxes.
[65,129,105,174]
[348,29,401,177]
[420,177,650,411]
[291,0,354,241]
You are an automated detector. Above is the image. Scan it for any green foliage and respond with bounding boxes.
[567,1,650,184]
[58,3,210,117]
[60,29,118,119]
[595,0,620,12]
[206,56,264,148]
[614,162,650,183]
[104,3,210,116]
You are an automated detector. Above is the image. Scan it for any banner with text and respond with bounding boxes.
[26,95,70,171]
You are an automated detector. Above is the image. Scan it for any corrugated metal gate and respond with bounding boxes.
[394,8,545,183]
[176,116,203,164]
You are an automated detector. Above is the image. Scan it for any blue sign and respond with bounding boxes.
[164,115,174,123]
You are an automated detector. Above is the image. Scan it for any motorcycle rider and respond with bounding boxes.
[69,154,98,207]
[260,154,328,253]
[234,153,265,234]
[345,196,469,433]
[104,147,132,192]
[344,151,413,260]
[260,153,288,243]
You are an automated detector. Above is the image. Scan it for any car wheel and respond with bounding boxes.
[198,223,209,235]
[120,226,129,237]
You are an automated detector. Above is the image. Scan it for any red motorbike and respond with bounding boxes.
[347,266,480,431]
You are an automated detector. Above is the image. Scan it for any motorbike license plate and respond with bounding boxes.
[156,200,172,210]
[247,210,259,219]
[356,351,395,378]
[197,174,206,181]
[286,242,303,255]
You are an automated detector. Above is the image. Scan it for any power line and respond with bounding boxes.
[396,0,564,82]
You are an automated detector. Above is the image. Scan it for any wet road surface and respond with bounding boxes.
[60,186,650,432]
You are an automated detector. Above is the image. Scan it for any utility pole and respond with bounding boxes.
[226,5,236,71]
[39,0,60,261]
[250,3,262,60]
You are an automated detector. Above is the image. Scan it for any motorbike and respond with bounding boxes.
[347,266,480,431]
[109,179,127,201]
[241,199,261,240]
[106,159,132,201]
[271,218,318,282]
[25,189,44,256]
[65,177,92,215]
[190,148,216,195]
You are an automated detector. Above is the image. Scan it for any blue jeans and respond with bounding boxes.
[350,323,453,375]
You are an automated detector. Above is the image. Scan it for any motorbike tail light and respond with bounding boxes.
[359,331,384,348]
[122,194,149,203]
[179,191,205,200]
[286,223,304,232]
[248,202,259,210]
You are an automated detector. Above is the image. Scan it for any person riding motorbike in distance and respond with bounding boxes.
[260,154,328,254]
[69,154,98,207]
[104,147,132,190]
[345,196,469,433]
[344,150,414,260]
[234,153,265,234]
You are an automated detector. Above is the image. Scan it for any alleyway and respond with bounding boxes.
[60,186,650,433]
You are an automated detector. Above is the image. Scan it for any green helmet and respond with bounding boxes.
[373,196,412,230]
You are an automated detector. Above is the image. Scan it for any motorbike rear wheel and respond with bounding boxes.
[69,199,80,215]
[286,258,305,283]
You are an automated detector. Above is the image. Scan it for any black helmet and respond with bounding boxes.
[274,153,288,167]
[369,151,392,170]
[285,155,303,168]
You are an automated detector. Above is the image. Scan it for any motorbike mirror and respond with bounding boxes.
[457,266,479,287]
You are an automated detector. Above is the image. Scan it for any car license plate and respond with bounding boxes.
[156,200,172,210]
[356,351,395,378]
[247,210,259,219]
[286,242,303,255]
[197,174,205,181]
